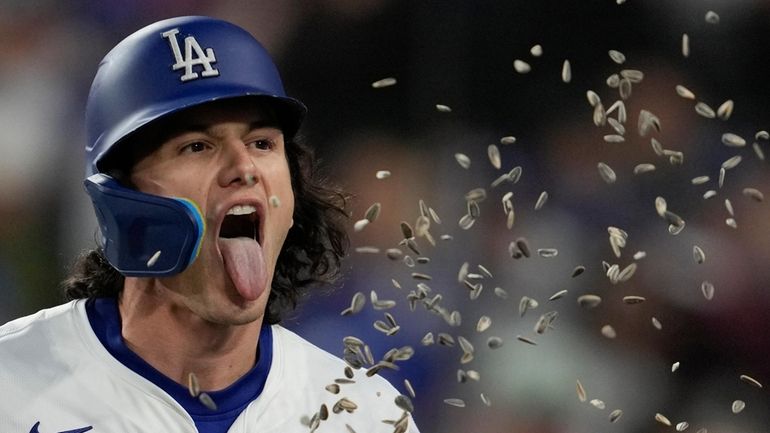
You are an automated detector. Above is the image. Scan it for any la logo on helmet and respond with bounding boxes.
[162,28,220,82]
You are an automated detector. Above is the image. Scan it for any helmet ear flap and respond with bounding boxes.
[84,174,205,277]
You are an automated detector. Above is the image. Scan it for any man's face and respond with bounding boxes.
[128,100,295,326]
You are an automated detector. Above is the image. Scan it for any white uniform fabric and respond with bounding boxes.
[0,300,419,432]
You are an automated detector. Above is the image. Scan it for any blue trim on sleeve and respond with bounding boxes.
[86,298,272,433]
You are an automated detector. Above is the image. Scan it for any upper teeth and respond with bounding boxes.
[226,205,257,216]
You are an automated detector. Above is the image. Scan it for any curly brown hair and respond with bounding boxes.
[62,115,350,324]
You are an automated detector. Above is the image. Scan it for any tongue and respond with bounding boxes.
[218,237,267,301]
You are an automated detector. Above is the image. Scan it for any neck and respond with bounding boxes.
[119,279,263,392]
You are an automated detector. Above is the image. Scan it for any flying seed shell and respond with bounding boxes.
[722,133,746,148]
[147,250,161,268]
[717,100,734,120]
[593,103,607,126]
[354,246,379,254]
[732,400,745,413]
[655,196,667,217]
[725,199,734,216]
[571,266,585,278]
[676,422,689,431]
[353,219,369,232]
[488,144,501,169]
[652,317,663,330]
[703,190,717,200]
[623,295,646,304]
[578,294,602,309]
[494,287,508,299]
[199,392,218,411]
[606,73,620,88]
[608,117,626,135]
[444,398,466,408]
[601,324,617,339]
[530,44,543,57]
[691,176,710,185]
[403,379,416,398]
[371,77,397,88]
[609,409,623,423]
[500,135,517,145]
[375,170,391,179]
[534,191,549,210]
[574,379,588,402]
[549,289,568,301]
[516,335,537,345]
[756,130,770,140]
[638,110,661,136]
[739,374,763,388]
[477,316,492,332]
[514,59,531,73]
[516,238,531,258]
[682,33,690,57]
[435,104,452,112]
[365,202,382,222]
[705,10,720,24]
[633,163,656,175]
[743,188,764,202]
[325,383,340,394]
[619,78,632,100]
[676,85,695,99]
[608,50,626,64]
[454,153,471,169]
[672,361,680,372]
[188,372,200,397]
[395,395,414,413]
[480,393,492,407]
[727,218,738,228]
[656,413,672,426]
[590,399,606,410]
[538,248,558,258]
[597,162,616,184]
[701,281,715,300]
[634,251,647,260]
[693,246,705,264]
[586,90,601,107]
[695,102,716,118]
[651,137,664,156]
[561,59,571,83]
[269,195,281,208]
[604,134,625,143]
[753,141,766,160]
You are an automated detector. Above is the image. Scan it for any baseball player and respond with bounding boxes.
[0,16,419,433]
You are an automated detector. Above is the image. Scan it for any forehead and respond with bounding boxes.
[158,98,281,137]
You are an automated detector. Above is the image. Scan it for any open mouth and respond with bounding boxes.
[219,204,261,243]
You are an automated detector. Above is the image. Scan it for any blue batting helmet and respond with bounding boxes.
[83,16,306,277]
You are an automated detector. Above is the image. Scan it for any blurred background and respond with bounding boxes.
[1,0,769,432]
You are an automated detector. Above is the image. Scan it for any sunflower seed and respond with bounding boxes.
[725,199,734,216]
[516,335,537,345]
[466,188,487,203]
[693,245,706,264]
[530,44,543,56]
[325,383,341,394]
[199,392,217,411]
[609,409,623,423]
[691,176,710,185]
[364,202,382,222]
[534,191,549,210]
[534,311,558,334]
[726,218,737,229]
[385,249,403,261]
[619,78,632,100]
[336,397,358,412]
[638,110,661,136]
[477,316,492,332]
[608,117,626,135]
[453,153,472,171]
[606,73,620,88]
[353,219,369,232]
[494,287,508,299]
[608,100,627,123]
[655,196,668,216]
[739,374,763,388]
[695,102,716,118]
[601,325,617,339]
[561,59,572,83]
[514,59,531,73]
[578,294,602,308]
[634,251,647,260]
[375,170,391,179]
[574,379,588,402]
[630,163,655,176]
[354,246,379,254]
[656,413,672,426]
[590,399,606,410]
[721,155,742,171]
[705,10,720,24]
[586,90,602,107]
[341,292,366,316]
[743,188,764,202]
[593,103,607,126]
[717,100,734,120]
[703,190,717,200]
[676,421,689,431]
[549,289,568,301]
[651,137,664,155]
[621,69,644,82]
[438,333,455,347]
[731,400,745,414]
[623,295,646,304]
[187,372,200,397]
[571,266,585,278]
[598,162,617,184]
[538,248,559,258]
[701,281,715,300]
[722,133,746,147]
[682,33,690,57]
[269,195,281,208]
[345,366,356,378]
[477,393,491,407]
[604,134,625,143]
[676,85,695,99]
[718,167,726,188]
[652,316,663,330]
[444,398,466,408]
[395,395,414,413]
[487,144,501,169]
[147,250,161,268]
[372,77,397,88]
[516,237,531,258]
[435,104,452,113]
[753,142,765,160]
[609,50,626,64]
[500,135,517,145]
[672,361,680,372]
[403,255,415,267]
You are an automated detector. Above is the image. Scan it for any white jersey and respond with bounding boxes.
[0,300,419,433]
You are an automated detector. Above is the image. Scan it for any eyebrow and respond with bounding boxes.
[175,120,279,138]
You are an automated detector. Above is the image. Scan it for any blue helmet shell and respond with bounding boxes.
[84,16,305,277]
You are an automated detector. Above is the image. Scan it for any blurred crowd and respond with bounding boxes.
[1,1,769,432]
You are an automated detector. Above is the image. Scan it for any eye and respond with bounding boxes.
[250,138,274,151]
[181,141,208,153]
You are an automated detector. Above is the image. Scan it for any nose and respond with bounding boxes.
[218,140,258,188]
